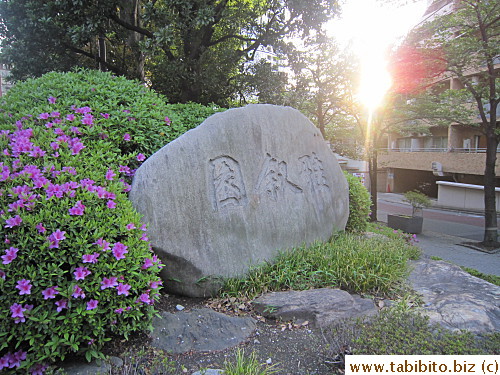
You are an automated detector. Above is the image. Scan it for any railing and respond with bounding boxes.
[380,148,489,153]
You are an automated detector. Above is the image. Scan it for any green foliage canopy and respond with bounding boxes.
[0,0,339,105]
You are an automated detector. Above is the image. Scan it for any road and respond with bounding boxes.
[377,193,490,241]
[376,193,500,276]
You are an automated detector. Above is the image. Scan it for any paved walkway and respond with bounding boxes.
[414,231,500,276]
[377,193,500,276]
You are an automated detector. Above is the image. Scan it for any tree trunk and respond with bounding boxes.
[119,0,145,82]
[98,33,107,72]
[317,101,326,138]
[368,149,378,222]
[483,127,498,245]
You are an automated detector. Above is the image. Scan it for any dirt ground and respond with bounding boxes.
[103,292,338,375]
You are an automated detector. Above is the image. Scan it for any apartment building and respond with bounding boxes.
[378,0,500,202]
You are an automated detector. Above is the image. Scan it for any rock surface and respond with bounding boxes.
[150,308,256,354]
[191,370,225,375]
[252,288,378,328]
[60,357,121,375]
[408,259,500,333]
[130,104,349,296]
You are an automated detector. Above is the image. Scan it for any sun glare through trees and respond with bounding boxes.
[328,0,428,110]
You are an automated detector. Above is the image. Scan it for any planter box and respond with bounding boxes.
[387,214,423,234]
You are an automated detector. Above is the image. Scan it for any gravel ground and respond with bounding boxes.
[102,292,337,375]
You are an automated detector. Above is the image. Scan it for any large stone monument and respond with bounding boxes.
[129,104,349,297]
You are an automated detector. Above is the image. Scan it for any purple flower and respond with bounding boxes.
[114,307,124,314]
[0,269,5,279]
[48,229,66,249]
[1,350,27,370]
[94,238,111,251]
[10,303,25,318]
[16,279,32,295]
[75,106,92,114]
[69,138,85,155]
[66,114,76,121]
[107,200,116,209]
[122,181,132,192]
[74,266,91,280]
[82,252,99,264]
[69,200,85,215]
[112,242,128,260]
[142,258,154,270]
[137,153,145,161]
[100,113,110,119]
[94,186,107,198]
[5,215,22,228]
[55,299,68,312]
[150,280,162,289]
[105,191,116,200]
[123,133,131,141]
[36,223,46,233]
[38,113,50,120]
[72,285,85,299]
[48,96,57,104]
[116,283,131,296]
[86,299,98,310]
[140,233,149,241]
[119,165,131,174]
[0,354,9,370]
[101,276,118,289]
[105,169,115,181]
[2,247,19,264]
[42,286,59,299]
[81,113,94,126]
[126,223,136,230]
[165,116,171,125]
[69,126,82,135]
[137,293,152,305]
[30,363,49,375]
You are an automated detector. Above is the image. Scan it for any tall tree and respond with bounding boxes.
[0,0,338,105]
[395,0,499,245]
[287,32,349,138]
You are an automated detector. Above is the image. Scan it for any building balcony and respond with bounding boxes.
[378,148,500,176]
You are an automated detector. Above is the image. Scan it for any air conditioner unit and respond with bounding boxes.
[431,161,444,176]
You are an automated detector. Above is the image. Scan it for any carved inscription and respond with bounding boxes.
[299,153,330,212]
[255,153,302,202]
[299,153,330,193]
[209,152,332,210]
[210,156,247,210]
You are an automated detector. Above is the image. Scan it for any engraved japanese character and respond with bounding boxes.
[255,153,302,201]
[210,156,247,210]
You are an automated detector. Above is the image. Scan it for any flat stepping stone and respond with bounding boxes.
[408,259,500,333]
[252,288,377,328]
[151,308,256,354]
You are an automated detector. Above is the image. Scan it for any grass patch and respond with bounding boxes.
[223,349,280,375]
[220,231,421,299]
[460,267,500,286]
[323,308,499,371]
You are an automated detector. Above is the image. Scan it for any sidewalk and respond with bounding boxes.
[414,231,500,276]
[377,193,500,276]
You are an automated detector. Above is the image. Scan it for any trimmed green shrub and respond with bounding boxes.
[344,172,371,233]
[0,71,175,373]
[0,70,225,161]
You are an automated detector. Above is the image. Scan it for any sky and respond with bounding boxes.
[327,0,429,109]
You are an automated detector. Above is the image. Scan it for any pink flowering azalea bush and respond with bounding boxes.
[0,71,173,373]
